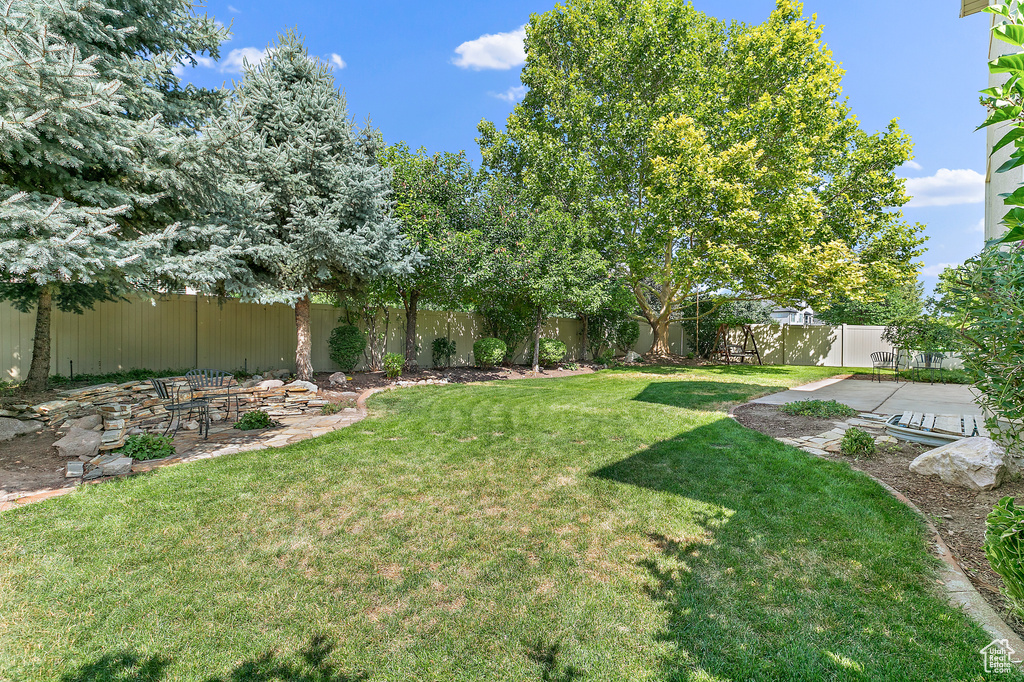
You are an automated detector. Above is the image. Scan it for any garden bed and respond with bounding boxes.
[733,401,1024,637]
[315,363,598,392]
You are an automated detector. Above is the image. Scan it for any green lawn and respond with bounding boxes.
[0,365,1009,681]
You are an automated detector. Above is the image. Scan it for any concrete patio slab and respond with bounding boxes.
[753,377,982,416]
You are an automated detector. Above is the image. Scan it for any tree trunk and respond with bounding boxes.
[580,314,589,361]
[647,316,673,358]
[404,290,419,370]
[532,306,543,372]
[295,293,313,381]
[24,287,53,392]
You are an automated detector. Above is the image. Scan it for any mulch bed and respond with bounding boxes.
[733,402,1024,637]
[314,363,599,392]
[0,428,70,500]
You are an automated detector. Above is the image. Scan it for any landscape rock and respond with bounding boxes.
[625,351,642,363]
[183,420,199,431]
[256,379,285,390]
[270,369,291,379]
[54,427,102,459]
[0,417,42,441]
[70,414,103,431]
[909,437,1007,491]
[286,380,318,393]
[329,372,347,386]
[101,457,133,476]
[65,461,84,478]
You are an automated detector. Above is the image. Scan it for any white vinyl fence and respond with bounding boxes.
[0,295,956,381]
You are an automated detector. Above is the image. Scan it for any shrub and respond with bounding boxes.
[431,337,457,369]
[474,338,506,368]
[328,324,366,372]
[538,338,568,366]
[596,349,615,365]
[563,362,580,371]
[841,428,876,457]
[780,400,857,419]
[383,352,404,379]
[320,402,344,415]
[610,319,640,355]
[986,496,1024,618]
[119,433,175,461]
[234,410,276,430]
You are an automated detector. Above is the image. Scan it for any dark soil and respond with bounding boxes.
[0,428,70,500]
[734,402,1024,637]
[732,402,846,439]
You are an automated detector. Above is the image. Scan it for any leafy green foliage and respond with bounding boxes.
[841,428,876,457]
[680,298,772,358]
[473,338,506,368]
[780,400,857,419]
[986,496,1024,618]
[817,282,924,327]
[431,338,457,369]
[477,301,535,365]
[485,0,925,355]
[940,247,1024,449]
[118,434,175,461]
[328,325,367,372]
[538,339,568,366]
[883,317,960,354]
[48,368,193,388]
[383,353,404,379]
[234,410,277,431]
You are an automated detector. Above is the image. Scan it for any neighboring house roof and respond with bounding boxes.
[961,0,988,17]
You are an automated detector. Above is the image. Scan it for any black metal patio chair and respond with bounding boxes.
[151,378,208,439]
[912,352,946,384]
[870,351,899,383]
[185,369,240,423]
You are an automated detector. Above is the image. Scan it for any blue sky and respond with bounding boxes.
[177,1,993,293]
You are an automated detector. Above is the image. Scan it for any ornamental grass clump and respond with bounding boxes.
[986,496,1024,618]
[780,400,857,419]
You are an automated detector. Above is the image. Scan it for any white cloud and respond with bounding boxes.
[219,47,269,73]
[971,217,985,232]
[228,4,241,12]
[921,262,957,277]
[330,53,346,70]
[453,25,526,70]
[902,159,923,171]
[905,168,985,207]
[493,85,527,103]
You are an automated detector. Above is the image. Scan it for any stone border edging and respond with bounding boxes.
[727,400,1024,661]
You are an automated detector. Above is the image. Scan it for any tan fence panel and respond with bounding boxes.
[842,325,893,368]
[5,296,962,376]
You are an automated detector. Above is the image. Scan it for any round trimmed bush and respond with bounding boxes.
[328,324,366,371]
[538,338,568,366]
[474,337,506,368]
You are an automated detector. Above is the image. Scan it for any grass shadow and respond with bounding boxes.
[633,380,772,410]
[56,634,366,682]
[591,417,1000,680]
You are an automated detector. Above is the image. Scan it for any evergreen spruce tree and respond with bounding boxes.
[219,33,416,380]
[0,0,230,391]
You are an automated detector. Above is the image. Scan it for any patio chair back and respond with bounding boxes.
[151,378,173,401]
[185,369,235,390]
[913,352,945,369]
[870,351,896,367]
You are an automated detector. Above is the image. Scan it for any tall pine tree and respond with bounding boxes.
[217,33,416,380]
[0,0,230,391]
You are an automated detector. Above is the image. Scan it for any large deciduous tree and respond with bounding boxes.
[217,33,416,380]
[0,0,230,391]
[378,143,478,368]
[482,0,925,357]
[471,177,608,371]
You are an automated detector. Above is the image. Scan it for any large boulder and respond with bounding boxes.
[256,379,285,390]
[0,417,42,441]
[54,426,102,459]
[69,414,103,431]
[910,437,1007,491]
[329,372,347,387]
